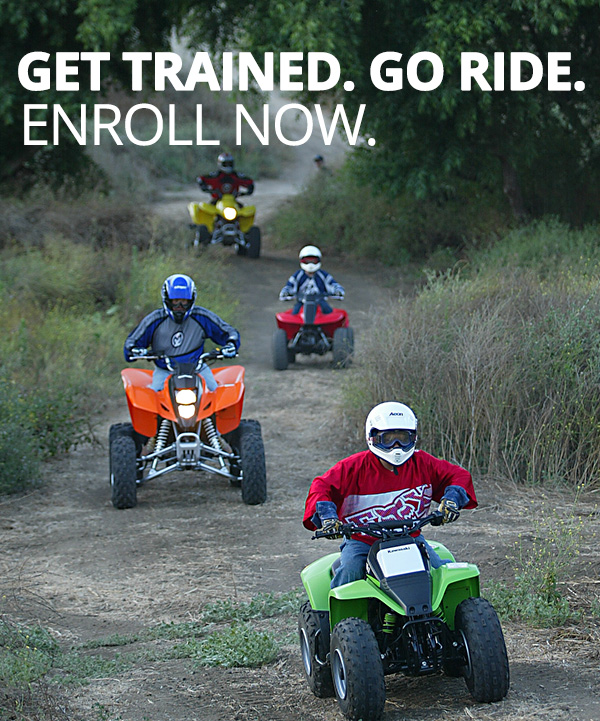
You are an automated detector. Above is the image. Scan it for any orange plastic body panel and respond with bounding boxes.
[121,365,245,438]
[276,307,349,341]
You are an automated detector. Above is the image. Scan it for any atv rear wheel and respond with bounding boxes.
[332,327,354,369]
[245,226,261,258]
[330,617,385,721]
[110,435,138,509]
[272,328,289,370]
[237,420,267,504]
[455,597,510,702]
[299,601,334,698]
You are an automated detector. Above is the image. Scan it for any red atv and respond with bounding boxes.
[272,290,354,370]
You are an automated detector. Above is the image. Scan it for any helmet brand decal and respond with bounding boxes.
[389,412,404,416]
[171,331,184,347]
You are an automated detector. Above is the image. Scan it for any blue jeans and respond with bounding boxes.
[151,364,217,392]
[331,535,450,588]
[292,300,333,315]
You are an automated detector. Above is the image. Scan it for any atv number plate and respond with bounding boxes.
[376,544,425,576]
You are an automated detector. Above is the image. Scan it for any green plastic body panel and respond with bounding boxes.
[301,545,480,631]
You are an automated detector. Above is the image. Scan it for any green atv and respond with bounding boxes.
[299,513,509,721]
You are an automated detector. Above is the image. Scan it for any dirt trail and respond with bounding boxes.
[1,113,599,721]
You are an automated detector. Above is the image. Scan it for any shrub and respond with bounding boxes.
[343,225,600,488]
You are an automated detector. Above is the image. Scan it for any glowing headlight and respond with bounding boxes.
[175,389,197,404]
[223,207,237,221]
[178,404,196,419]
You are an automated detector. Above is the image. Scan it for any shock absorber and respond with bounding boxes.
[202,417,225,468]
[383,612,396,634]
[154,419,171,453]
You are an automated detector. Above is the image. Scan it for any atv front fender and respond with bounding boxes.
[431,563,480,628]
[329,580,406,629]
[301,552,339,612]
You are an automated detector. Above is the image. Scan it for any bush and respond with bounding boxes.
[267,162,510,265]
[0,201,239,493]
[343,221,600,488]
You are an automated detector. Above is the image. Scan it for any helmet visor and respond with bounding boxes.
[170,298,192,311]
[371,429,417,451]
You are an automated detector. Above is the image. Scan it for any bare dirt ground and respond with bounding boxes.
[1,118,600,721]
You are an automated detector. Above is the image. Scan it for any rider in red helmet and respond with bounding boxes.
[197,152,254,204]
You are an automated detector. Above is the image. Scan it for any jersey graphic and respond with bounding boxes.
[171,331,184,348]
[341,484,432,525]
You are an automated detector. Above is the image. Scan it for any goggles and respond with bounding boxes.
[170,298,192,311]
[301,256,320,265]
[220,161,234,169]
[371,429,417,450]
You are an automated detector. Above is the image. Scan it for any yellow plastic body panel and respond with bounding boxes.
[121,364,245,438]
[188,195,256,233]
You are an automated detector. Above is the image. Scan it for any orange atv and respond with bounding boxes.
[109,349,267,509]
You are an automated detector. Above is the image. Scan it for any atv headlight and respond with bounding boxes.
[178,404,196,419]
[223,206,237,221]
[175,389,197,405]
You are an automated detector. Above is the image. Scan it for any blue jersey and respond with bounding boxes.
[279,269,344,300]
[124,307,240,370]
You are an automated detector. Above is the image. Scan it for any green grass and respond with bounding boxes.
[0,588,304,711]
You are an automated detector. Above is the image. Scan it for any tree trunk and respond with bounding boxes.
[500,156,527,222]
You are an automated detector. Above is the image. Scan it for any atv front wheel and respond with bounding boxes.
[299,601,334,698]
[330,617,385,721]
[455,597,510,702]
[332,327,354,369]
[193,224,211,247]
[110,435,138,509]
[245,226,261,258]
[237,419,267,505]
[272,328,289,371]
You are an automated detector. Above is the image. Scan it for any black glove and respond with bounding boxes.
[321,518,343,538]
[438,498,460,524]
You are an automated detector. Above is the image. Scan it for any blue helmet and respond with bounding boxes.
[161,274,197,323]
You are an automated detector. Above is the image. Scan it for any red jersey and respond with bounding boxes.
[303,450,477,543]
[198,171,254,200]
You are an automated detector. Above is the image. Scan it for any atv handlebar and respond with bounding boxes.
[129,348,235,368]
[313,512,445,540]
[280,292,344,302]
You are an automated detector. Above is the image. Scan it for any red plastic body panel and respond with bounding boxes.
[121,364,245,438]
[275,306,349,341]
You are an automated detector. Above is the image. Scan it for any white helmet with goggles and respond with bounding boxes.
[365,401,418,466]
[299,245,322,273]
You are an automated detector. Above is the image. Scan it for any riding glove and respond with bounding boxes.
[221,342,237,358]
[322,518,344,538]
[438,498,460,524]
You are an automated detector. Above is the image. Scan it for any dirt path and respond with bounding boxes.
[1,116,599,720]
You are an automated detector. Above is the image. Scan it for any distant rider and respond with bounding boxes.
[197,152,254,204]
[279,245,345,315]
[303,401,477,588]
[124,274,240,392]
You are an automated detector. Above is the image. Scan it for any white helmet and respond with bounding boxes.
[365,402,418,466]
[299,245,322,273]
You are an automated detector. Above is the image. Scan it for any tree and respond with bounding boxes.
[0,0,180,184]
[181,0,600,222]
